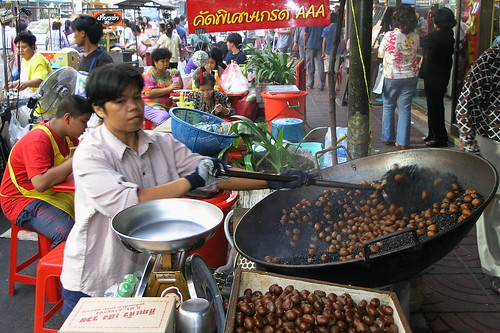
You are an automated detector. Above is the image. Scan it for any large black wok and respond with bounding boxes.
[233,148,498,287]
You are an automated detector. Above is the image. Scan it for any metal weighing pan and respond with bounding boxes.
[233,148,499,287]
[112,198,224,254]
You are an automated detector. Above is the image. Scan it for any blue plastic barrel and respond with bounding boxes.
[271,118,305,143]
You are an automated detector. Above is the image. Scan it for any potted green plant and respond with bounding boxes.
[246,45,308,128]
[219,116,324,208]
[220,116,316,173]
[245,45,297,86]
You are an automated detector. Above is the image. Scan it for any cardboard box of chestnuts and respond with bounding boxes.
[225,269,412,333]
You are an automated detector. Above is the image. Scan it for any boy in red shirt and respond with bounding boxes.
[0,95,93,248]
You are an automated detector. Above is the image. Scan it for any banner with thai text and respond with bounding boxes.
[186,0,330,34]
[94,11,123,27]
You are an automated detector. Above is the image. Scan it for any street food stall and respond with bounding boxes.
[60,147,498,333]
[83,0,176,63]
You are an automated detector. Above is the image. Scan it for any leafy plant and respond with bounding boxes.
[245,45,297,85]
[219,116,325,174]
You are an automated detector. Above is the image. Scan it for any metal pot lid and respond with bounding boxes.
[185,254,225,333]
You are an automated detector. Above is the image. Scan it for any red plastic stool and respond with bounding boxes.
[34,241,65,333]
[9,224,52,295]
[295,58,306,91]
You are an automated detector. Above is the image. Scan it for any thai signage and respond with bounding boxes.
[94,11,122,27]
[186,0,330,34]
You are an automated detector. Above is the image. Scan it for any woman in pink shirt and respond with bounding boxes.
[378,4,419,149]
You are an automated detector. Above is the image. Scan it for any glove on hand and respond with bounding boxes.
[268,169,315,189]
[185,158,227,190]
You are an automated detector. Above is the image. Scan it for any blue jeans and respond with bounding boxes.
[16,199,74,250]
[381,76,419,147]
[306,48,325,89]
[61,288,91,317]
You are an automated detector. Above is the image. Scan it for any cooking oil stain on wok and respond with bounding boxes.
[129,220,206,241]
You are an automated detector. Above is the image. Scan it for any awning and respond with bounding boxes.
[114,0,177,10]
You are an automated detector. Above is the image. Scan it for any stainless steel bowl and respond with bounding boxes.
[111,198,224,254]
[176,298,216,333]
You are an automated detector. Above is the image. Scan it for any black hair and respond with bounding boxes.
[193,71,216,88]
[216,40,227,54]
[14,32,36,47]
[432,7,456,30]
[56,95,93,118]
[214,42,228,69]
[64,20,72,31]
[392,4,417,35]
[123,18,131,27]
[226,33,243,49]
[165,20,175,37]
[180,15,186,21]
[380,7,394,33]
[151,48,172,64]
[18,21,28,32]
[71,15,103,44]
[52,21,62,30]
[86,64,144,107]
[209,46,223,64]
[174,17,180,25]
[330,12,338,24]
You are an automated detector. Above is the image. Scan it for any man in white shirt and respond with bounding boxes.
[120,19,134,46]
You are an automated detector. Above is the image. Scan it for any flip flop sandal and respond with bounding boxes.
[491,277,500,296]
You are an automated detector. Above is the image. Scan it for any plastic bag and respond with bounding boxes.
[8,116,30,148]
[220,63,248,94]
[193,121,234,135]
[323,127,348,168]
[373,64,384,94]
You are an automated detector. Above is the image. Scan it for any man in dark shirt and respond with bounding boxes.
[72,15,113,73]
[174,17,187,47]
[456,44,500,295]
[224,33,246,65]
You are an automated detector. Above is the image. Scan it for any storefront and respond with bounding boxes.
[401,0,499,138]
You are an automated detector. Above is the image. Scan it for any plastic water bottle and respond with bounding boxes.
[179,91,185,107]
[214,71,220,91]
[336,127,348,163]
[323,127,348,168]
[117,281,134,297]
